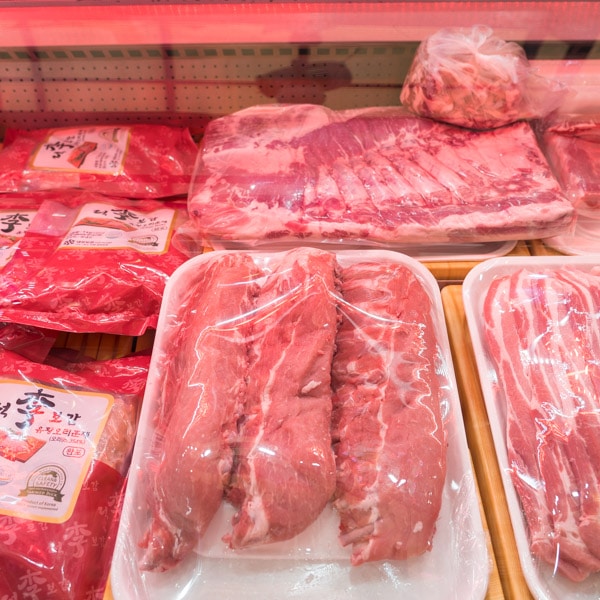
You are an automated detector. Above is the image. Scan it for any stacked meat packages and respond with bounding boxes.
[0,123,198,598]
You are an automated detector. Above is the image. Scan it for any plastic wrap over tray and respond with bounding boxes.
[111,247,489,600]
[463,256,600,599]
[539,113,600,217]
[187,104,573,249]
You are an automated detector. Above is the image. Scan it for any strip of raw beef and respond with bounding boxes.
[540,114,600,213]
[188,104,573,247]
[331,261,447,565]
[481,266,600,581]
[225,247,338,548]
[140,252,260,572]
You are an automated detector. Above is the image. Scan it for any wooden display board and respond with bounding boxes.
[441,285,534,600]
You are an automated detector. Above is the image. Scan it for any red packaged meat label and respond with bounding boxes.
[0,208,37,269]
[0,124,198,198]
[31,127,129,175]
[0,378,113,523]
[58,202,177,253]
[0,194,190,335]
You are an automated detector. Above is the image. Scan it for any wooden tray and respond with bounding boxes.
[424,240,530,282]
[527,239,565,256]
[441,285,534,600]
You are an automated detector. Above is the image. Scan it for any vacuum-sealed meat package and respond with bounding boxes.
[0,348,150,600]
[0,125,197,198]
[187,103,573,248]
[0,193,43,270]
[539,113,600,215]
[110,248,488,600]
[0,192,190,335]
[400,25,567,130]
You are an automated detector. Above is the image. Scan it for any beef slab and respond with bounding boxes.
[140,253,260,572]
[331,261,447,565]
[225,247,339,548]
[188,104,574,246]
[482,266,600,581]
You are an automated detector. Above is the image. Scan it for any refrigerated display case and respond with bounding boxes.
[0,3,599,600]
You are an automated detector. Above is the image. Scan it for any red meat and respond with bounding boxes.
[225,247,339,548]
[188,104,573,246]
[481,266,600,581]
[140,252,260,572]
[331,261,446,565]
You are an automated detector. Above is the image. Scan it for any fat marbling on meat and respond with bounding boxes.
[187,103,573,247]
[331,261,447,565]
[225,247,339,548]
[482,266,600,582]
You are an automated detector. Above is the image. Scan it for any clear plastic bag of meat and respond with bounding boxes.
[0,191,190,335]
[464,256,600,598]
[111,247,489,600]
[0,347,150,600]
[0,124,198,199]
[400,25,568,130]
[538,112,600,217]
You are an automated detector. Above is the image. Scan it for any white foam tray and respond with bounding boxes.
[463,256,600,600]
[111,248,489,600]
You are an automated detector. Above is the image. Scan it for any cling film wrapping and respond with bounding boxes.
[111,247,489,600]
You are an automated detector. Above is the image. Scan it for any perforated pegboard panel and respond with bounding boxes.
[1,39,599,135]
[0,42,420,134]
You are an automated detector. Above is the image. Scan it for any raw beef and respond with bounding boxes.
[331,261,446,565]
[188,104,574,247]
[225,247,339,548]
[481,266,600,581]
[540,114,600,213]
[140,253,260,572]
[400,25,566,130]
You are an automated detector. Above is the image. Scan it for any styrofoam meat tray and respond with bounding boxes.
[207,238,517,263]
[111,249,489,600]
[463,256,600,600]
[543,213,600,255]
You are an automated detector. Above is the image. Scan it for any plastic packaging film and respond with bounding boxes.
[186,104,574,250]
[0,191,190,335]
[464,257,600,599]
[111,247,489,600]
[0,347,150,600]
[0,125,198,199]
[400,25,568,130]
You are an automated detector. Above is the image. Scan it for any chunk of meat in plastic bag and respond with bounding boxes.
[400,25,567,130]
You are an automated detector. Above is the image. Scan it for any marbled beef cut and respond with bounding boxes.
[482,266,600,582]
[188,104,573,247]
[331,261,446,565]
